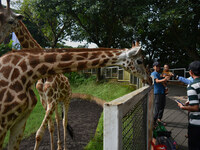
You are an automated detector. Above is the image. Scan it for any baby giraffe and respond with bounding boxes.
[14,20,73,150]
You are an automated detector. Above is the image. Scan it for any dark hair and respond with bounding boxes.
[189,61,200,76]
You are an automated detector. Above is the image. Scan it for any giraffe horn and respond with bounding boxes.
[7,0,10,9]
[127,46,141,57]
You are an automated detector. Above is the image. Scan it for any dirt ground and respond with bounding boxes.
[4,99,103,150]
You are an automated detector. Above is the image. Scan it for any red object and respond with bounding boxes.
[151,141,167,150]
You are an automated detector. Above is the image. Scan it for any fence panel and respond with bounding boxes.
[104,85,154,150]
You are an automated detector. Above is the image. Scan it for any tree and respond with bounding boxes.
[15,0,74,48]
[134,0,200,67]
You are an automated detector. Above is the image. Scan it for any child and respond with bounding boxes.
[162,64,173,94]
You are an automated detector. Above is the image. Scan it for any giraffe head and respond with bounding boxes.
[0,0,23,43]
[117,46,151,84]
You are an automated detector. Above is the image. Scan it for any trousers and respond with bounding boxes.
[154,94,166,122]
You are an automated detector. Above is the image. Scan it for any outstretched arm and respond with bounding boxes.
[177,76,192,85]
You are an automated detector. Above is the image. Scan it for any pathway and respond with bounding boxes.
[162,84,188,150]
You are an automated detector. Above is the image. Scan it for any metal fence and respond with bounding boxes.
[104,85,154,150]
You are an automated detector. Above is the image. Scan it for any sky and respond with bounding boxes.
[2,0,97,48]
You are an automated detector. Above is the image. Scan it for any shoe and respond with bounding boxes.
[157,119,167,126]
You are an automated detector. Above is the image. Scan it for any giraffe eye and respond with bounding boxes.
[137,60,143,65]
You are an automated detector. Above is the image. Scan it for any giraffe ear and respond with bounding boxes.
[127,46,141,57]
[13,13,24,20]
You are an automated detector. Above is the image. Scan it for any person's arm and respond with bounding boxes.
[155,78,167,83]
[178,86,199,111]
[178,103,199,111]
[155,76,170,83]
[178,76,192,85]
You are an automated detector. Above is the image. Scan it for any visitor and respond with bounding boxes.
[151,62,170,125]
[177,61,200,150]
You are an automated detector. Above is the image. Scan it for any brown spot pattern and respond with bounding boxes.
[58,62,73,68]
[92,59,100,66]
[77,62,87,69]
[76,57,85,60]
[21,76,26,85]
[47,69,56,75]
[5,91,14,103]
[0,89,6,100]
[26,81,31,90]
[18,61,27,72]
[0,66,12,79]
[23,41,29,48]
[106,52,114,57]
[17,93,26,101]
[3,102,19,114]
[78,53,88,58]
[47,89,53,97]
[0,80,8,87]
[30,41,34,48]
[37,65,48,75]
[44,54,57,63]
[61,53,73,61]
[29,56,40,68]
[27,70,33,76]
[10,81,23,93]
[11,55,21,65]
[29,89,37,107]
[11,68,20,81]
[32,75,38,80]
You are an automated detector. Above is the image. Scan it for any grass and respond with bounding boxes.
[71,81,134,150]
[3,79,134,149]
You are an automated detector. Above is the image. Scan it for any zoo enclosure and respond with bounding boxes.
[104,85,154,150]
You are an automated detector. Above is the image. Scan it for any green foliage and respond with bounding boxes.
[14,0,200,67]
[65,72,96,86]
[134,0,200,67]
[0,41,13,56]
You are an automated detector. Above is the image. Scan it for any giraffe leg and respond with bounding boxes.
[63,100,70,150]
[55,105,62,150]
[48,114,55,150]
[0,132,7,150]
[34,101,56,150]
[8,111,31,150]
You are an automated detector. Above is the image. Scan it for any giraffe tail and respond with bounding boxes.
[71,93,106,107]
[67,123,74,139]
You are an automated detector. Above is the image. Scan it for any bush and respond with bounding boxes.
[65,72,96,86]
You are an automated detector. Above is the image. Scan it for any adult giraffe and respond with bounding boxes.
[0,1,150,150]
[0,1,105,149]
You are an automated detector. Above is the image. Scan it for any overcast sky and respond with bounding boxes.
[2,0,97,48]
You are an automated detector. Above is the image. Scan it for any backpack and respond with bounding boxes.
[152,122,178,150]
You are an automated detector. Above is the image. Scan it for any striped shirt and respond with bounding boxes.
[187,78,200,126]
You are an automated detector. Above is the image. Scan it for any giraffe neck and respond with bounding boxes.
[2,48,129,84]
[14,20,42,49]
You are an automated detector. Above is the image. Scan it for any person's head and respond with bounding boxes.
[164,64,169,72]
[153,62,161,72]
[188,61,200,78]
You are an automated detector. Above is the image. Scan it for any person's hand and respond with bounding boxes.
[165,76,170,81]
[177,102,184,109]
[169,72,174,77]
[173,73,179,80]
[185,100,189,106]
